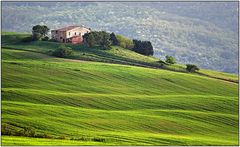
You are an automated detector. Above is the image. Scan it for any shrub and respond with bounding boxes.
[165,55,176,64]
[1,124,12,135]
[15,129,25,136]
[57,135,66,139]
[158,60,167,64]
[1,124,36,137]
[70,136,88,141]
[83,32,96,47]
[34,133,45,138]
[110,32,119,46]
[83,31,111,49]
[35,133,53,139]
[23,127,35,137]
[32,33,42,41]
[1,124,56,139]
[52,45,73,58]
[49,38,57,42]
[186,64,200,72]
[22,36,33,42]
[42,36,49,41]
[1,124,22,136]
[132,39,153,56]
[116,35,134,49]
[99,32,111,50]
[92,137,106,142]
[42,133,53,139]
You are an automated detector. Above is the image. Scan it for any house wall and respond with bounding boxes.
[66,27,90,39]
[51,27,90,44]
[71,36,82,44]
[51,30,67,42]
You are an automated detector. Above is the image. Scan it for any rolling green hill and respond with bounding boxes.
[2,32,238,83]
[1,32,239,145]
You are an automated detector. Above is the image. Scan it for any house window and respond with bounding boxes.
[75,32,76,35]
[56,31,58,34]
[60,37,62,39]
[69,32,70,36]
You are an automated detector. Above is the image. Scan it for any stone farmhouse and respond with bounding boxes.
[51,26,91,44]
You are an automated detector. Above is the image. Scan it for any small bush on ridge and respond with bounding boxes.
[52,45,73,58]
[186,64,200,72]
[165,55,176,64]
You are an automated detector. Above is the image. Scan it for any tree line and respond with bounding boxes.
[83,31,154,56]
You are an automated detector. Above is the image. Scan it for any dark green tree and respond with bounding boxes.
[99,31,111,49]
[42,25,50,36]
[32,25,49,40]
[83,31,111,49]
[165,55,176,64]
[110,32,119,46]
[83,33,96,47]
[132,39,153,56]
[186,64,200,72]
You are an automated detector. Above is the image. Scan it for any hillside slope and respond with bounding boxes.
[1,46,238,145]
[1,32,238,83]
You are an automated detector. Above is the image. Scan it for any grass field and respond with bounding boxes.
[1,32,239,145]
[2,32,238,83]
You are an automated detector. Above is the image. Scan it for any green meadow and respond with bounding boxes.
[1,32,239,145]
